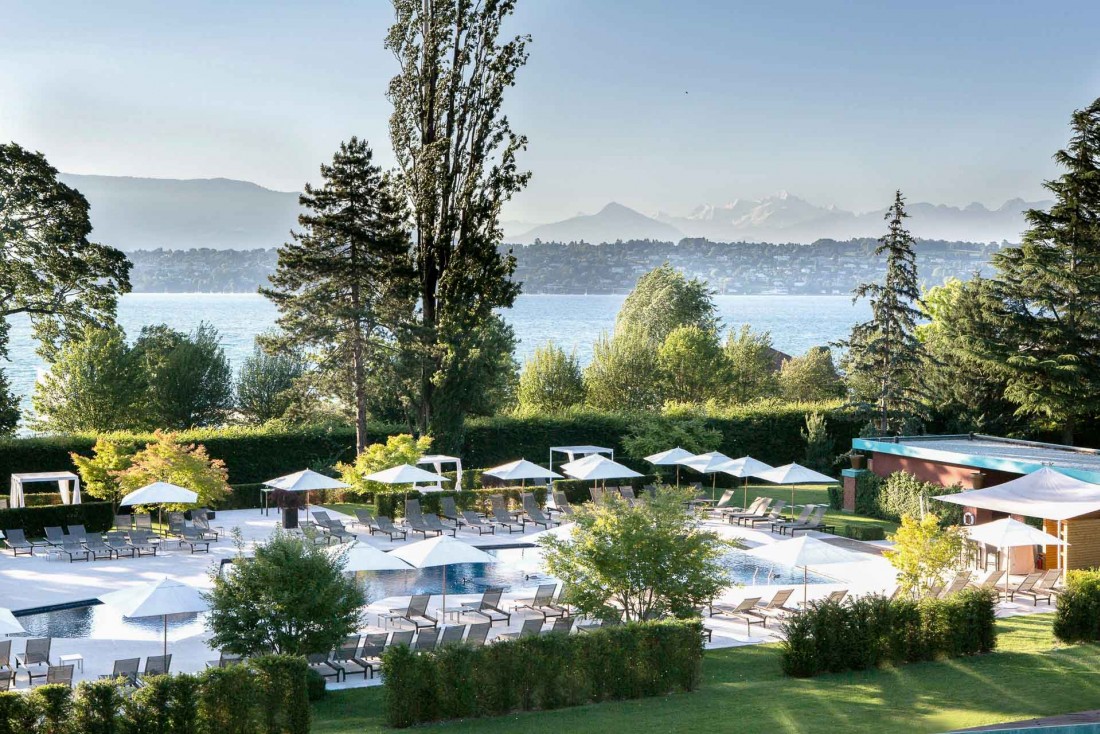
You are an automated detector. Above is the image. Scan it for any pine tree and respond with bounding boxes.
[840,191,925,433]
[261,138,415,452]
[976,98,1100,443]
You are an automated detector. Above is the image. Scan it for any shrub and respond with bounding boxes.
[854,471,883,516]
[877,471,964,525]
[780,588,996,677]
[74,679,124,734]
[840,524,886,541]
[382,620,703,728]
[826,484,843,510]
[247,655,311,734]
[0,501,114,539]
[197,664,259,734]
[1053,569,1100,643]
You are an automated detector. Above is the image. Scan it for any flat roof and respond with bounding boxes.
[853,434,1100,484]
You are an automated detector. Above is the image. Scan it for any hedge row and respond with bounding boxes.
[0,501,114,538]
[851,471,965,525]
[1053,569,1100,643]
[375,487,549,520]
[780,588,997,677]
[0,654,309,734]
[382,619,704,728]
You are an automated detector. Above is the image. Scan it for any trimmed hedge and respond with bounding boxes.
[0,501,114,539]
[0,654,309,734]
[1053,569,1100,643]
[839,524,886,542]
[382,619,704,728]
[376,487,549,520]
[780,588,997,677]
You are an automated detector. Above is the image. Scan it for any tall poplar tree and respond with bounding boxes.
[261,138,415,452]
[839,191,925,433]
[974,98,1100,443]
[386,0,531,449]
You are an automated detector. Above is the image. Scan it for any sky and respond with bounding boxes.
[3,0,1099,223]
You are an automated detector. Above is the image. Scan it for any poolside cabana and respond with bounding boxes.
[9,471,81,509]
[935,467,1100,571]
[417,455,463,491]
[549,445,613,474]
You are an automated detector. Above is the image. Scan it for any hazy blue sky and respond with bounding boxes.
[3,0,1099,222]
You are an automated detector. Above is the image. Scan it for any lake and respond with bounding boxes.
[5,293,870,414]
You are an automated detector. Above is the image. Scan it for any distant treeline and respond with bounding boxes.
[127,238,1003,294]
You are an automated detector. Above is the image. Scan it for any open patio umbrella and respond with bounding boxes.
[717,456,775,509]
[262,469,351,517]
[119,482,198,533]
[645,447,696,486]
[389,536,495,615]
[966,518,1067,600]
[364,464,450,505]
[747,535,867,605]
[753,463,837,515]
[0,608,25,636]
[325,541,414,573]
[483,459,563,487]
[561,455,643,486]
[676,451,736,493]
[99,578,209,656]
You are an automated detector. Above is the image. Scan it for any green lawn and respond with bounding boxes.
[312,614,1100,733]
[705,482,899,535]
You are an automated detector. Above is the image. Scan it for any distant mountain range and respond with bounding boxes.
[62,174,1047,250]
[512,192,1050,245]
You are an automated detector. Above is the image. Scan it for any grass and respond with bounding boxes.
[704,482,899,535]
[312,614,1100,733]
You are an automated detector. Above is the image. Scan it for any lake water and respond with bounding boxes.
[5,293,870,415]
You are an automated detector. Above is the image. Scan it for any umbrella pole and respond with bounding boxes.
[743,477,748,511]
[803,566,808,607]
[163,615,168,658]
[441,565,447,621]
[676,465,680,488]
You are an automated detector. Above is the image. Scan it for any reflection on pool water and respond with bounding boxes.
[15,546,833,639]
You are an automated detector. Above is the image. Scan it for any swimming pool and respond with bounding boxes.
[14,547,831,639]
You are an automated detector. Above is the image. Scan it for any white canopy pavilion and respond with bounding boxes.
[9,472,81,509]
[417,455,463,491]
[549,445,613,474]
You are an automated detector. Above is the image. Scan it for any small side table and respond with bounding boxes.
[59,653,83,673]
[441,607,465,623]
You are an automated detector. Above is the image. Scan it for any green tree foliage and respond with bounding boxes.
[621,414,722,471]
[616,264,718,343]
[446,314,520,419]
[70,437,137,510]
[30,325,145,433]
[133,323,233,429]
[516,341,585,413]
[0,143,132,362]
[779,346,844,402]
[117,431,230,509]
[839,191,926,433]
[0,371,17,436]
[801,412,833,473]
[884,513,965,599]
[967,99,1100,443]
[725,325,779,403]
[657,325,728,403]
[387,0,530,450]
[583,327,662,411]
[541,488,734,620]
[917,279,1022,435]
[262,138,415,453]
[235,340,306,425]
[336,433,432,496]
[205,531,365,656]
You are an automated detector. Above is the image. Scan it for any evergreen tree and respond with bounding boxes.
[387,0,530,449]
[31,325,145,433]
[617,264,718,343]
[974,99,1100,443]
[516,341,586,414]
[839,191,925,433]
[261,138,415,452]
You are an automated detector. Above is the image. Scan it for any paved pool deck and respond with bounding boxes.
[0,507,1056,691]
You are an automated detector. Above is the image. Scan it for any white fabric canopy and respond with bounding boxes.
[747,535,867,605]
[263,469,350,492]
[717,456,774,478]
[389,536,496,612]
[935,467,1100,521]
[100,578,209,656]
[561,455,643,481]
[754,463,837,485]
[966,517,1067,549]
[549,445,613,471]
[326,541,413,572]
[10,471,81,509]
[0,608,25,636]
[119,482,198,506]
[483,459,563,482]
[417,455,463,492]
[364,464,449,488]
[676,451,736,474]
[644,447,696,466]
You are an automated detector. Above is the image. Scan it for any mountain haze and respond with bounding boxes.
[514,202,684,244]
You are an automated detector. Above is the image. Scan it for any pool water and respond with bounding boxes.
[14,547,830,639]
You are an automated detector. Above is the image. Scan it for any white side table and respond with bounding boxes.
[59,653,83,673]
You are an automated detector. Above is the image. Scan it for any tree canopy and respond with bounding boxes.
[516,341,586,414]
[133,323,233,430]
[616,264,718,343]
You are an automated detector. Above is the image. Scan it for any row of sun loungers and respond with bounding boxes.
[716,496,834,535]
[3,525,164,561]
[0,637,171,690]
[350,492,568,543]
